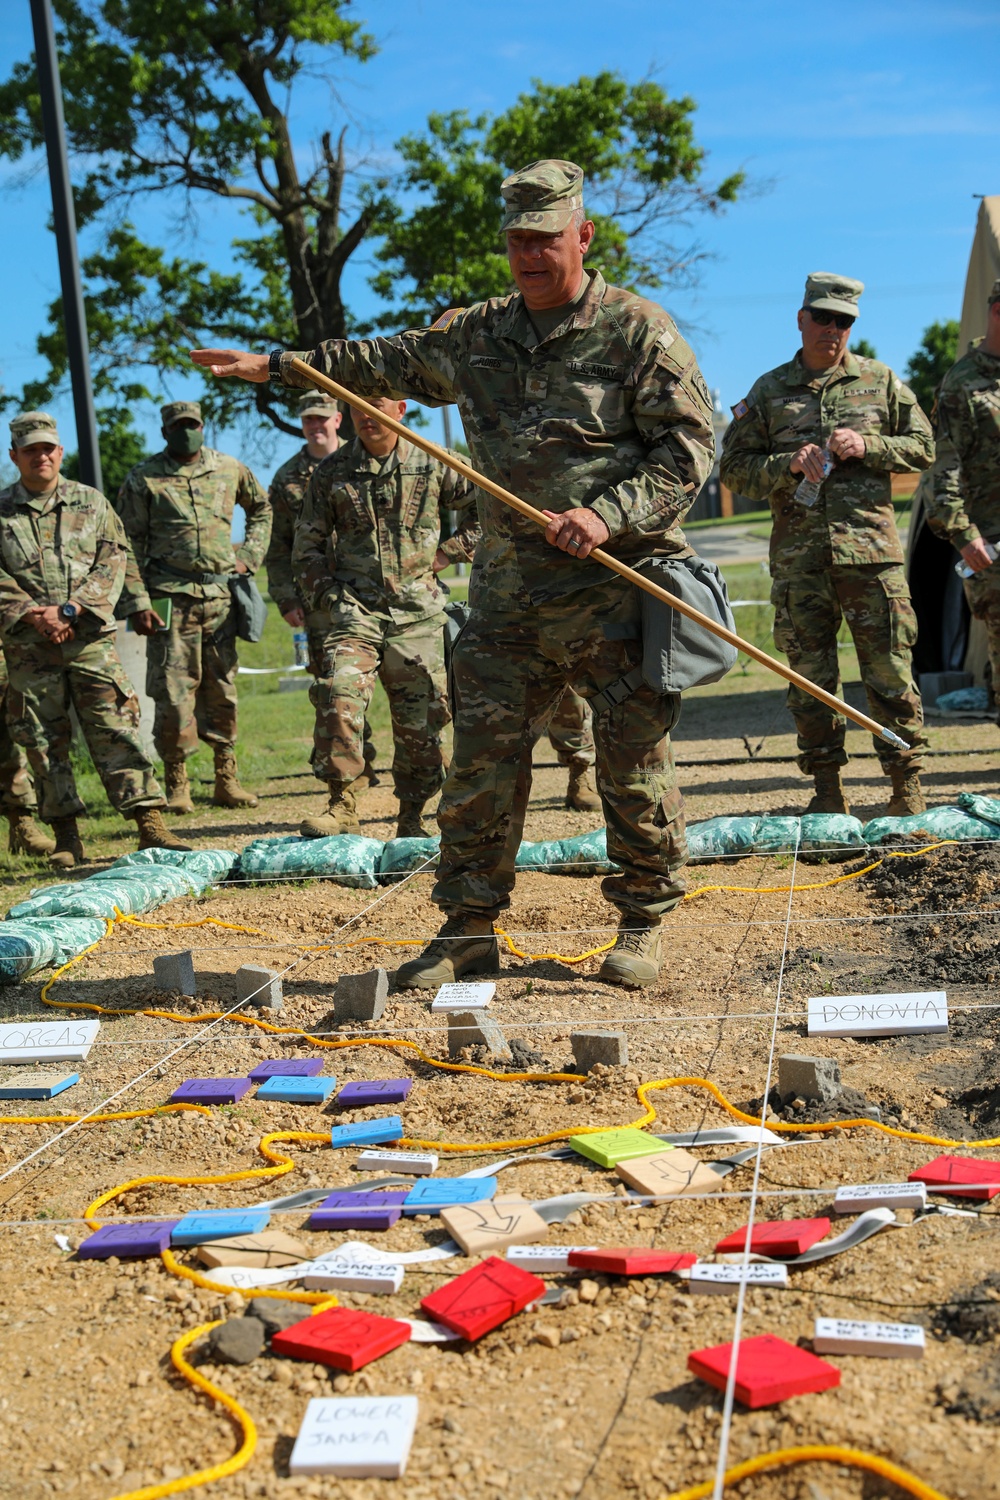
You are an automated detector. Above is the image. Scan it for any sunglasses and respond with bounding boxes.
[808,309,855,330]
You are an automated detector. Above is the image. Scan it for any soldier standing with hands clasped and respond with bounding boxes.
[926,278,1000,743]
[720,273,933,816]
[116,401,271,814]
[192,158,714,990]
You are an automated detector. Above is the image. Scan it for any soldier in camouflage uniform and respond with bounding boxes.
[266,390,379,786]
[194,159,714,989]
[116,401,271,813]
[0,646,54,856]
[292,395,479,838]
[544,686,600,810]
[926,279,1000,735]
[0,412,189,868]
[720,273,933,816]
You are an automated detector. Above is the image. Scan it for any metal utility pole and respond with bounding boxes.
[29,0,103,491]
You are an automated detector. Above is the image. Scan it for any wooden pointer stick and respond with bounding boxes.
[290,356,909,751]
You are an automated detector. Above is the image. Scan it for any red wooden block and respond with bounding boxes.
[909,1154,1000,1201]
[270,1307,410,1372]
[714,1217,831,1257]
[566,1248,697,1277]
[688,1334,841,1408]
[420,1255,545,1341]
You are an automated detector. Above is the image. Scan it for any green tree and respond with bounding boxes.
[905,319,960,413]
[62,408,149,496]
[850,337,878,360]
[371,73,746,327]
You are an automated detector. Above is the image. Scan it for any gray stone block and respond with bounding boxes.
[778,1053,842,1104]
[334,968,389,1023]
[245,1297,312,1336]
[236,964,283,1010]
[919,670,973,706]
[153,950,196,997]
[447,1009,511,1061]
[571,1030,628,1070]
[206,1317,264,1365]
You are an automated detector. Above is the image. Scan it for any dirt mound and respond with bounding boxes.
[935,1271,1000,1345]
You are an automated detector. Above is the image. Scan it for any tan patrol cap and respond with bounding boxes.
[161,400,203,429]
[500,159,584,234]
[803,271,864,318]
[9,410,60,448]
[297,391,340,415]
[988,277,1000,306]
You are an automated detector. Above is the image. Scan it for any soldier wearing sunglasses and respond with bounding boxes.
[721,272,933,818]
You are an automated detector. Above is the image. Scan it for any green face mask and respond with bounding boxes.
[165,425,204,458]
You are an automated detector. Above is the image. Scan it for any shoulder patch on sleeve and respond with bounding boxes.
[429,307,464,332]
[731,398,752,420]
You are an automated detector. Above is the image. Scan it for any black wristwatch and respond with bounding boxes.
[59,602,79,621]
[268,348,284,381]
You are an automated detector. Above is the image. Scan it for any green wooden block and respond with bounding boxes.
[569,1128,674,1170]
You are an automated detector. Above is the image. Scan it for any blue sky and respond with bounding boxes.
[1,0,998,481]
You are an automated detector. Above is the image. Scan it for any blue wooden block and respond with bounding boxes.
[329,1116,403,1149]
[403,1178,498,1216]
[0,1070,79,1100]
[249,1058,324,1080]
[171,1210,271,1246]
[256,1075,336,1104]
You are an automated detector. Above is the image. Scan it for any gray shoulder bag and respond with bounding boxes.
[228,573,269,643]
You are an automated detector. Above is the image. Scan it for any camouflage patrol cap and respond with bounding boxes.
[297,391,340,416]
[161,400,203,429]
[9,410,60,448]
[500,159,585,234]
[803,271,864,318]
[988,277,1000,306]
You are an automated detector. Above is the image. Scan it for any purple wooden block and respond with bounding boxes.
[78,1221,179,1259]
[336,1078,414,1107]
[308,1190,408,1231]
[248,1058,324,1081]
[170,1077,252,1105]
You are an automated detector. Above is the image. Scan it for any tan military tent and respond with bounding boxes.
[907,195,1000,691]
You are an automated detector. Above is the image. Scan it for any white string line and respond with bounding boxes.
[0,860,436,1190]
[711,831,802,1500]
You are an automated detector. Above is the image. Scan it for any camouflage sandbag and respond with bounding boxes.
[516,828,618,875]
[0,916,107,983]
[799,813,866,853]
[862,806,1000,845]
[936,686,992,714]
[8,881,141,921]
[751,816,802,854]
[235,834,384,888]
[378,837,440,882]
[104,847,235,888]
[957,793,1000,828]
[686,817,761,863]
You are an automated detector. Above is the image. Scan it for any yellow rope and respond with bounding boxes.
[663,1442,949,1500]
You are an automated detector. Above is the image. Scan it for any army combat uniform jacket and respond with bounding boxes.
[292,436,480,628]
[719,351,934,574]
[267,444,322,615]
[279,269,714,614]
[115,448,271,597]
[926,345,1000,549]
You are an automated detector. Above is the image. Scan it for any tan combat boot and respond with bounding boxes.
[565,766,601,812]
[597,915,662,990]
[299,782,361,838]
[49,815,85,870]
[163,758,195,815]
[213,748,259,808]
[134,807,193,852]
[396,799,430,839]
[7,809,55,857]
[805,766,850,816]
[395,915,500,990]
[887,767,926,817]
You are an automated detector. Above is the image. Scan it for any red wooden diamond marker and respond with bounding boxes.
[420,1255,545,1341]
[270,1307,410,1372]
[567,1248,697,1276]
[688,1334,840,1407]
[909,1154,1000,1200]
[715,1217,831,1257]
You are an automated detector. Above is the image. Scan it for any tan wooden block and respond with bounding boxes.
[196,1229,310,1267]
[439,1194,549,1256]
[615,1148,723,1199]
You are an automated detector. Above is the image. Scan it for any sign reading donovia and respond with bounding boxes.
[807,991,948,1039]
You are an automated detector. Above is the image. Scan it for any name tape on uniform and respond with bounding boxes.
[807,990,948,1038]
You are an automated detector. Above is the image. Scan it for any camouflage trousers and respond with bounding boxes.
[964,564,1000,724]
[146,594,239,760]
[310,611,449,800]
[433,582,688,922]
[544,686,596,768]
[0,649,36,812]
[4,631,163,820]
[770,563,927,773]
[304,615,377,773]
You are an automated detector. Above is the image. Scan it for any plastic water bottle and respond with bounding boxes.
[292,630,309,667]
[955,541,998,579]
[794,447,833,508]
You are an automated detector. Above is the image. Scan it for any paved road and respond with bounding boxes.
[692,518,910,569]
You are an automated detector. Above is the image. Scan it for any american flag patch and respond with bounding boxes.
[731,398,750,420]
[430,307,464,331]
